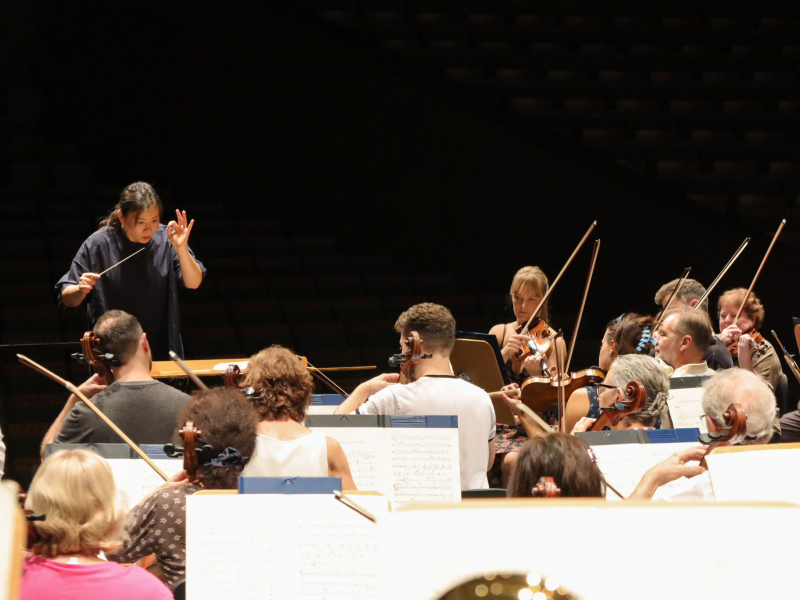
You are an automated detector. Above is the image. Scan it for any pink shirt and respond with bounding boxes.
[21,556,172,600]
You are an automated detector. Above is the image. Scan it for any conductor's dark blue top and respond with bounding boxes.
[55,224,206,359]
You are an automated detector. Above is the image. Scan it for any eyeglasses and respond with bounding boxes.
[588,382,621,394]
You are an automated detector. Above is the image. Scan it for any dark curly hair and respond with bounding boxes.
[241,345,314,423]
[507,433,605,498]
[173,388,258,490]
[394,303,456,355]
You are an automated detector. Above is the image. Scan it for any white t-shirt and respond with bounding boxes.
[358,375,496,490]
[242,430,328,478]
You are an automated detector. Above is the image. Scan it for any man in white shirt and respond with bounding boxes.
[335,303,496,489]
[655,309,716,378]
[630,368,777,500]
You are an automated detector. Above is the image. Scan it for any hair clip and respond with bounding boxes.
[636,327,652,353]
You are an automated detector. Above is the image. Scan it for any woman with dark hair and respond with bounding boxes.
[241,345,356,489]
[507,433,605,498]
[107,388,258,590]
[56,182,206,359]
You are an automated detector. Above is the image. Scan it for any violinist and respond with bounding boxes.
[21,449,172,600]
[56,182,206,359]
[240,345,356,489]
[636,369,777,501]
[654,278,733,371]
[335,303,496,490]
[717,289,783,391]
[654,309,716,378]
[489,266,567,382]
[563,313,656,434]
[107,388,258,589]
[41,310,189,454]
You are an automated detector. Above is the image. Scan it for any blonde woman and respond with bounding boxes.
[21,449,171,600]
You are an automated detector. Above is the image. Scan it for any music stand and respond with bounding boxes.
[451,332,513,423]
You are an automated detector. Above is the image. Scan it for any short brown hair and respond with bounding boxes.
[655,278,708,312]
[718,288,765,330]
[94,310,143,364]
[394,303,456,355]
[174,388,258,490]
[507,433,605,498]
[242,345,315,422]
[664,308,713,352]
[510,266,549,321]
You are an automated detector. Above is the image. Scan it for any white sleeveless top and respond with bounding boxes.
[242,429,329,477]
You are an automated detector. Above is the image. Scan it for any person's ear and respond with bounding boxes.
[118,210,126,226]
[141,332,150,355]
[681,335,693,352]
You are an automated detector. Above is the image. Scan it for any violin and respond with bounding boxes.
[496,367,606,413]
[698,403,755,468]
[388,331,432,383]
[18,490,46,550]
[727,330,768,359]
[532,476,561,498]
[587,380,647,431]
[71,331,118,384]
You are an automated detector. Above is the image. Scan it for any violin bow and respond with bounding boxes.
[771,330,800,385]
[733,219,786,326]
[168,351,209,390]
[305,358,350,399]
[564,239,600,374]
[554,330,566,434]
[652,267,692,335]
[519,221,597,334]
[18,354,169,481]
[693,237,750,311]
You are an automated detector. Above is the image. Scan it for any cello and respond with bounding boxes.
[587,380,647,432]
[531,476,561,498]
[388,331,432,383]
[71,331,118,384]
[698,403,754,468]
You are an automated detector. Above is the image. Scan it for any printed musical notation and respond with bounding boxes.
[106,459,183,511]
[666,387,708,433]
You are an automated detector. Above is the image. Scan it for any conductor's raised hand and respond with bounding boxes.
[167,209,195,250]
[78,272,100,293]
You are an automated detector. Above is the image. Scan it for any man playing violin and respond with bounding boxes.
[717,289,783,391]
[654,309,716,378]
[335,303,496,490]
[654,278,733,371]
[41,310,189,454]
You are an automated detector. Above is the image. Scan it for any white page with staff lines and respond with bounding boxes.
[666,386,708,432]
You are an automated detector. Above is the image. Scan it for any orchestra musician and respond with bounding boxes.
[107,388,258,589]
[654,309,717,378]
[41,310,189,454]
[21,449,172,599]
[56,182,206,359]
[631,369,777,501]
[334,303,496,490]
[717,289,783,391]
[654,278,733,371]
[240,345,357,489]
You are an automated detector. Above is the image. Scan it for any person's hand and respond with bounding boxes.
[523,353,547,376]
[737,333,754,369]
[363,373,400,396]
[77,272,100,294]
[167,209,195,250]
[646,446,707,488]
[504,334,529,361]
[76,373,107,400]
[719,325,742,346]
[571,417,597,434]
[158,470,191,491]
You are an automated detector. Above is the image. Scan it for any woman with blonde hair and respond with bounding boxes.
[241,345,356,489]
[21,449,171,599]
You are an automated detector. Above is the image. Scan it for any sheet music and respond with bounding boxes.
[666,386,708,432]
[706,448,800,505]
[313,427,389,494]
[212,360,249,370]
[591,442,700,499]
[382,502,800,600]
[306,405,339,415]
[187,494,387,599]
[390,429,460,505]
[106,459,184,511]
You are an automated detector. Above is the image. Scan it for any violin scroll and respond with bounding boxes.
[587,379,647,432]
[531,476,561,498]
[698,403,755,466]
[388,331,432,383]
[74,331,118,384]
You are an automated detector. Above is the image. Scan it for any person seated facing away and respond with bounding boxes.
[239,345,356,489]
[654,309,716,378]
[654,278,733,371]
[21,449,172,600]
[335,303,496,490]
[717,288,783,391]
[630,368,777,501]
[41,310,189,454]
[507,433,605,498]
[107,388,258,590]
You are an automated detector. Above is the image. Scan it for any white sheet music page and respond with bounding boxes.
[666,386,708,432]
[186,494,387,599]
[390,428,460,505]
[591,442,700,500]
[106,459,184,511]
[312,427,390,495]
[706,447,800,505]
[382,502,800,600]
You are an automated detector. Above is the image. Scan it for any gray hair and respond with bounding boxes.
[606,354,670,426]
[701,369,776,444]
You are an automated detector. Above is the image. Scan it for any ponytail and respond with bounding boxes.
[99,182,163,231]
